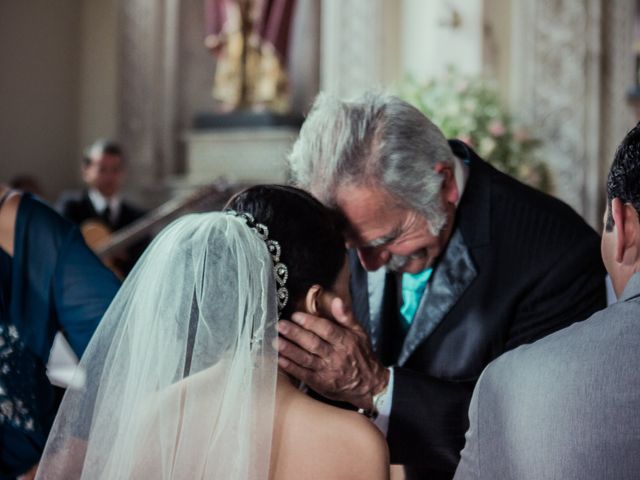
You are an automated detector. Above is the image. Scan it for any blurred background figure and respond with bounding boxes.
[9,175,44,198]
[56,139,147,277]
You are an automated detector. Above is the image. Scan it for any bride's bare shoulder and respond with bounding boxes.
[272,390,389,480]
[327,407,390,479]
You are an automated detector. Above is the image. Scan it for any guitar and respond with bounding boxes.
[80,220,124,278]
[82,180,238,276]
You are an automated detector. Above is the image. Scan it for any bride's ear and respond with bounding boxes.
[303,285,323,315]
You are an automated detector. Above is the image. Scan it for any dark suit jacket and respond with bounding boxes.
[56,190,147,274]
[349,141,607,478]
[56,190,145,231]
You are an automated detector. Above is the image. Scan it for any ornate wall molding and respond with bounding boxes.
[599,0,635,212]
[510,0,634,227]
[511,0,602,225]
[320,0,400,99]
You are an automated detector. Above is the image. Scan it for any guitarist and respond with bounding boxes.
[56,139,147,276]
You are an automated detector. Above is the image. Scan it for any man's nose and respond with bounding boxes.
[357,247,390,271]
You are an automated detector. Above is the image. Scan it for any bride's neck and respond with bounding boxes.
[276,369,301,390]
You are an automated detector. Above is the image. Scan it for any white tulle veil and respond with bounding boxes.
[36,212,279,479]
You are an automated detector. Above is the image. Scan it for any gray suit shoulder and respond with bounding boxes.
[465,295,640,479]
[491,296,638,372]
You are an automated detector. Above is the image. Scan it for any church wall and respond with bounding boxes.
[177,0,218,149]
[78,0,119,157]
[0,0,82,202]
[483,0,512,103]
[401,0,484,82]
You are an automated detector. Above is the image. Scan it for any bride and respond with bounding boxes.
[35,185,389,479]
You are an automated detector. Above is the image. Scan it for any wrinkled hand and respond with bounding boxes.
[277,296,389,410]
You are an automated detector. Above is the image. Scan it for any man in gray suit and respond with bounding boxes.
[454,123,640,480]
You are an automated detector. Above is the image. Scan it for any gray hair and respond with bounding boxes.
[287,92,454,234]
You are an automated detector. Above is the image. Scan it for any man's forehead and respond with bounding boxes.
[361,229,401,247]
[335,185,406,240]
[335,184,400,213]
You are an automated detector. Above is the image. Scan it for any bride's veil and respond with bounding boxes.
[36,212,279,479]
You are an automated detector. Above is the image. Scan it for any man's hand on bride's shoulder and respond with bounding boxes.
[276,296,389,411]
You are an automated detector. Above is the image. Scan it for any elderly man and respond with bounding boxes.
[278,92,606,478]
[453,124,640,480]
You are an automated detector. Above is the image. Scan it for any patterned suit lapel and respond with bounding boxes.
[397,229,477,365]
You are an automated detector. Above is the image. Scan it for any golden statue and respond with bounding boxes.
[204,0,296,113]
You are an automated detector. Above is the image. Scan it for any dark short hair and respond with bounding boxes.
[82,139,124,167]
[225,185,346,319]
[606,123,640,231]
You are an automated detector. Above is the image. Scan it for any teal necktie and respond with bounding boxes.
[400,268,433,332]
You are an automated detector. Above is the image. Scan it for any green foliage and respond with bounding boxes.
[397,69,553,193]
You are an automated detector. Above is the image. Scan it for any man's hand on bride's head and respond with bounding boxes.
[276,297,389,411]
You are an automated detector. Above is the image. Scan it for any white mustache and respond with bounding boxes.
[386,250,427,272]
[387,254,409,271]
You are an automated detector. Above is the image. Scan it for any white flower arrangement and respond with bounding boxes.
[397,68,553,193]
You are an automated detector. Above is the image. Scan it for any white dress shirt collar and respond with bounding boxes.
[453,154,469,207]
[88,189,121,224]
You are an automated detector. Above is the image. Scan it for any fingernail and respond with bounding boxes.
[278,357,289,368]
[277,321,288,334]
[291,313,304,325]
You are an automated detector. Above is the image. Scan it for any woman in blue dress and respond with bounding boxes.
[0,188,120,479]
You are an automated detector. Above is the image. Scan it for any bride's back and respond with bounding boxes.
[141,366,388,480]
[270,378,389,480]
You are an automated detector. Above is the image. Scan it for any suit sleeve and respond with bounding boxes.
[388,368,475,472]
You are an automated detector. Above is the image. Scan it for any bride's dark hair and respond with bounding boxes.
[225,185,346,319]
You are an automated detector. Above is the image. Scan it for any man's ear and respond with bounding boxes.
[611,198,639,264]
[434,162,459,205]
[304,285,323,316]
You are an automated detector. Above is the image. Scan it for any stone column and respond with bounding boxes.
[117,0,180,205]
